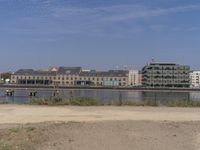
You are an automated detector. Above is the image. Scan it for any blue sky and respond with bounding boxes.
[0,0,200,71]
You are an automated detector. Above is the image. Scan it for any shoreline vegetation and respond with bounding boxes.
[0,96,200,107]
[28,97,200,107]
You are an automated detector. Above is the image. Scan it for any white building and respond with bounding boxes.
[128,70,142,86]
[190,71,200,88]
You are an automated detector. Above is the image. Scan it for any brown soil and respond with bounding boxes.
[0,121,200,150]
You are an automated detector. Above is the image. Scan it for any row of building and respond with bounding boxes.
[10,67,141,87]
[8,62,200,88]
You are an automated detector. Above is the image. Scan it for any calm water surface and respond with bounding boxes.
[0,89,200,103]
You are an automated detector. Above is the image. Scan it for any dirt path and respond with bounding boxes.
[1,105,200,124]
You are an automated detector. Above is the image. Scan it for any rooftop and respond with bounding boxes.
[80,70,128,77]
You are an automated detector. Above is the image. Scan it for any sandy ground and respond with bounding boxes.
[1,105,200,150]
[1,105,200,123]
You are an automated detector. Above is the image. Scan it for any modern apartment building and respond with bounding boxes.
[11,67,132,87]
[190,71,200,88]
[142,63,190,88]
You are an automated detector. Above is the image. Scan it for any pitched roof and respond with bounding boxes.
[14,69,56,76]
[57,67,82,74]
[80,70,128,77]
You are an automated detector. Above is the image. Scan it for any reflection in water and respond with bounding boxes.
[0,89,199,103]
[141,92,190,101]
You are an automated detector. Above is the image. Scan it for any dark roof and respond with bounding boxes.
[80,70,128,77]
[57,67,82,74]
[14,69,56,76]
[150,63,190,67]
[14,67,82,76]
[13,68,128,77]
[150,63,176,66]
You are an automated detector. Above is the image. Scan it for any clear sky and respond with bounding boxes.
[0,0,200,71]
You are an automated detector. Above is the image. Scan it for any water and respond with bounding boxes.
[0,88,200,104]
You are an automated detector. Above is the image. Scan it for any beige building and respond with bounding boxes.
[78,70,129,86]
[11,67,130,87]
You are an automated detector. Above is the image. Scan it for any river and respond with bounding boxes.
[0,89,200,103]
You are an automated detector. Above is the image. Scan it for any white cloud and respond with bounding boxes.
[49,3,200,22]
[1,1,200,39]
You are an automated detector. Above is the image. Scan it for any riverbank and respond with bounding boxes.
[26,96,200,107]
[1,105,200,150]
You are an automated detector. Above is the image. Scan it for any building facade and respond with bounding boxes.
[11,67,82,86]
[11,67,130,87]
[142,63,190,88]
[77,70,129,87]
[190,71,200,88]
[128,70,142,86]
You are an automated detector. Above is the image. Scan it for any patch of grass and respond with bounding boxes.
[9,128,20,133]
[27,96,200,107]
[26,127,36,132]
[164,100,200,107]
[0,141,12,150]
[28,97,100,106]
[124,99,200,107]
[123,100,159,107]
[28,97,70,106]
[0,101,9,104]
[70,97,99,106]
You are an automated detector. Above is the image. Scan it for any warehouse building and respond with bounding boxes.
[11,67,134,87]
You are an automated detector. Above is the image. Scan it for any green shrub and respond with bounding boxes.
[0,141,12,150]
[70,97,99,106]
[29,97,99,106]
[28,97,200,107]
